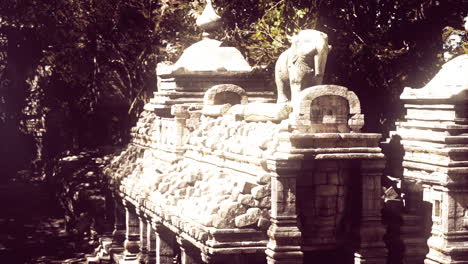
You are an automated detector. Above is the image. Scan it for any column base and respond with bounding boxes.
[117,255,140,264]
[146,252,156,264]
[109,246,125,255]
[354,250,387,264]
[354,226,388,264]
[265,247,303,264]
[424,237,468,264]
[124,239,140,254]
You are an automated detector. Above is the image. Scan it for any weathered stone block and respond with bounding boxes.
[315,172,327,185]
[316,185,338,196]
[258,196,271,208]
[238,181,256,194]
[328,171,339,184]
[257,217,271,230]
[237,194,258,207]
[199,214,214,227]
[251,184,271,199]
[158,183,170,193]
[235,208,262,228]
[218,201,247,219]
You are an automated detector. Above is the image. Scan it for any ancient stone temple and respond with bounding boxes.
[87,3,468,264]
[85,2,390,264]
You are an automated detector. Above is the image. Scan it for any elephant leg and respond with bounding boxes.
[275,51,290,104]
[276,78,289,104]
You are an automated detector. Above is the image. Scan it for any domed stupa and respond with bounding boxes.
[151,0,273,116]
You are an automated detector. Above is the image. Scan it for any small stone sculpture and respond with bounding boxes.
[442,15,468,62]
[275,29,331,103]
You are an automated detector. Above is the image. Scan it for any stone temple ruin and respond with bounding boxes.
[87,2,468,264]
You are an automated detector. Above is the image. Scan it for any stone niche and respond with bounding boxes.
[309,95,349,132]
[292,85,364,133]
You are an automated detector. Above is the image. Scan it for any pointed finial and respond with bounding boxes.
[196,0,221,39]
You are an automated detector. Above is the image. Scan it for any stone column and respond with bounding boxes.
[423,188,468,264]
[153,222,176,264]
[111,200,126,254]
[201,251,213,264]
[354,159,387,264]
[265,155,304,264]
[171,105,189,149]
[123,202,140,262]
[401,180,428,264]
[138,211,148,264]
[146,218,156,264]
[176,236,198,264]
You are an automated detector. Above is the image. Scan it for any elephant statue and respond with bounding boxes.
[275,29,331,103]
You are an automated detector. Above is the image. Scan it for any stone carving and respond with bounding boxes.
[292,85,364,133]
[203,84,248,106]
[201,84,292,121]
[442,15,467,62]
[201,84,247,117]
[275,29,331,103]
[196,0,221,37]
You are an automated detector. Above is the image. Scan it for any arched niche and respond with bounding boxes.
[293,85,364,133]
[203,84,248,106]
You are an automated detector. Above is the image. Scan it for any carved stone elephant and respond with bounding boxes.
[275,29,331,103]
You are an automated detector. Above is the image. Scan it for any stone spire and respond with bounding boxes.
[196,0,221,39]
[170,0,251,72]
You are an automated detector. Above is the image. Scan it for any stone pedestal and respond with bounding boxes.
[111,200,126,254]
[146,218,156,264]
[390,55,468,264]
[354,160,387,264]
[265,156,304,264]
[138,212,148,264]
[122,203,140,263]
[400,180,429,264]
[153,67,273,117]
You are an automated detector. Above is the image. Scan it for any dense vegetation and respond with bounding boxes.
[0,0,467,178]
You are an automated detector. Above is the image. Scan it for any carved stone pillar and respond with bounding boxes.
[111,200,126,254]
[176,236,198,264]
[146,218,156,264]
[123,203,140,261]
[401,180,428,264]
[200,251,213,264]
[171,105,189,149]
[354,159,387,264]
[265,155,304,264]
[153,222,176,264]
[138,212,148,263]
